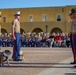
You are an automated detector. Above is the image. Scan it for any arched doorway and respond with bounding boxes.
[51,27,62,34]
[1,28,7,34]
[20,28,25,34]
[32,28,43,34]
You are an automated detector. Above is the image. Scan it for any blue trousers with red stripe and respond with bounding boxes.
[71,34,76,63]
[12,33,21,60]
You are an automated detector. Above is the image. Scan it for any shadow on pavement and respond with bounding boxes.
[8,62,71,65]
[1,65,74,68]
[65,73,76,75]
[2,62,75,68]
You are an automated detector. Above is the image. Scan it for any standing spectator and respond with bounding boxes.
[12,11,22,61]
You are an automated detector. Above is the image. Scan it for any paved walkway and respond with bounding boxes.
[0,47,76,75]
[37,57,76,75]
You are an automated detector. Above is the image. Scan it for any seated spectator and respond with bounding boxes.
[65,33,71,47]
[0,32,71,48]
[61,33,66,47]
[49,33,55,47]
[54,33,62,47]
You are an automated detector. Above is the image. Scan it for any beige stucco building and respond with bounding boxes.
[0,5,76,34]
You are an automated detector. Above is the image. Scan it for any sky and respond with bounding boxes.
[0,0,76,9]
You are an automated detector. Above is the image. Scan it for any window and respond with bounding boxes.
[57,14,61,21]
[3,16,6,22]
[0,12,1,20]
[29,15,33,22]
[62,8,64,12]
[0,12,1,17]
[42,14,46,22]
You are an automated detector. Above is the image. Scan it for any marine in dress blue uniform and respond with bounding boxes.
[69,8,76,64]
[12,11,22,61]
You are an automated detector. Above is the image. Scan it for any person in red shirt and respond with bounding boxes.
[54,33,61,47]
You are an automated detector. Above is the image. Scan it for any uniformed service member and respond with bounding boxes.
[12,11,22,61]
[69,8,76,64]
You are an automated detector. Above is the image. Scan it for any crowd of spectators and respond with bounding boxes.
[0,32,71,48]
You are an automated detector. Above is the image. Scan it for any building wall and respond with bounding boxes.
[0,5,76,34]
[0,21,69,33]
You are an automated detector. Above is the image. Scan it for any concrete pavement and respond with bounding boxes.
[0,47,76,75]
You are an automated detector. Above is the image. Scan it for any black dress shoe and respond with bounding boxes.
[70,62,76,64]
[14,59,22,61]
[73,66,76,68]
